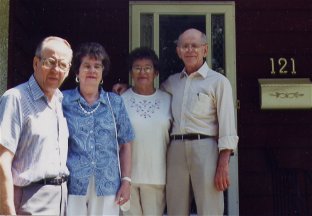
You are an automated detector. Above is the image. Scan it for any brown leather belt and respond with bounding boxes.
[170,133,214,140]
[33,176,68,185]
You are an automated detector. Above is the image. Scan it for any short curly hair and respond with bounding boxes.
[72,42,110,77]
[128,47,159,72]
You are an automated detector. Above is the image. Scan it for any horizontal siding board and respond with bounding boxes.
[236,0,312,10]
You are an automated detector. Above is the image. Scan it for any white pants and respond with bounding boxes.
[67,176,119,216]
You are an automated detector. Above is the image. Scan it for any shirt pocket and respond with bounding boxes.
[191,92,215,117]
[27,113,56,138]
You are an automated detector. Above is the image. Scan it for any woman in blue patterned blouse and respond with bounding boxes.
[62,42,134,215]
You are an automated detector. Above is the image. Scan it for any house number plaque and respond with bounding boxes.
[270,58,296,75]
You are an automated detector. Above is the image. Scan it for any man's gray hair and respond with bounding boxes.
[35,36,73,60]
[176,29,208,46]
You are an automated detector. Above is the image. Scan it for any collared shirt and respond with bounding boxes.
[0,75,69,186]
[161,62,238,151]
[62,88,134,196]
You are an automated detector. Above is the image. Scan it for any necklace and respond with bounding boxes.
[78,100,101,115]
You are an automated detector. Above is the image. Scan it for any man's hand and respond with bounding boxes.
[112,83,128,95]
[214,149,232,191]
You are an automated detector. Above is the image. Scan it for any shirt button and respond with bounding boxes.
[91,161,96,165]
[90,130,93,133]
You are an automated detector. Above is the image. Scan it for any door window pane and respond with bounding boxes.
[212,14,225,75]
[140,14,154,48]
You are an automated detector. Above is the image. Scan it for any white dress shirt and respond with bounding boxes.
[161,62,238,151]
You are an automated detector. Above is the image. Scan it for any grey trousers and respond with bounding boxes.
[166,138,224,216]
[14,182,67,215]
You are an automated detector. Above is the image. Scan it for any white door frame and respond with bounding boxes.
[130,2,239,215]
[0,0,9,95]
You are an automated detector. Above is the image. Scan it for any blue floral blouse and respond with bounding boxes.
[62,88,134,196]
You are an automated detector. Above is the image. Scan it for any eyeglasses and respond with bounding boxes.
[178,43,207,52]
[80,63,104,73]
[132,65,154,73]
[41,57,71,72]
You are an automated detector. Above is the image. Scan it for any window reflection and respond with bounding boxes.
[140,14,153,48]
[212,14,225,75]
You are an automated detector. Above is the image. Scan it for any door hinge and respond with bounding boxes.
[236,100,240,110]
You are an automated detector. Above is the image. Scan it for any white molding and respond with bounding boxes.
[0,0,9,95]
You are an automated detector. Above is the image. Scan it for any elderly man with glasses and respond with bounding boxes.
[162,28,238,215]
[0,36,73,215]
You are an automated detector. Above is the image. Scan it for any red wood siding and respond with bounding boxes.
[236,0,312,215]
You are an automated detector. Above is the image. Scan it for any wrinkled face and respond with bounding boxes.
[131,58,158,88]
[176,29,208,74]
[33,40,72,96]
[78,56,103,88]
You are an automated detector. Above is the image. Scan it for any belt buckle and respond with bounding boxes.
[54,178,60,185]
[58,178,63,185]
[55,176,64,185]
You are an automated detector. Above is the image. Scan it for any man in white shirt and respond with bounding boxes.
[160,28,238,215]
[0,36,72,215]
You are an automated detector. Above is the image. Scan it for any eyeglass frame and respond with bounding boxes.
[39,56,71,72]
[131,65,154,73]
[80,63,104,73]
[178,43,207,52]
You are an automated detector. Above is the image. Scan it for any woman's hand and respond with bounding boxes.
[115,180,131,205]
[116,142,132,205]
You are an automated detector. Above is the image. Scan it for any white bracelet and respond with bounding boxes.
[121,176,131,183]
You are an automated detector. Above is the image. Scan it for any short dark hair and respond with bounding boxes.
[128,47,159,72]
[72,42,110,77]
